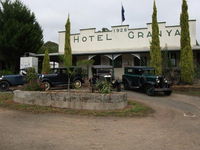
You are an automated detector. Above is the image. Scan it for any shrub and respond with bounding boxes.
[22,81,44,91]
[0,70,14,76]
[96,80,111,94]
[25,67,38,83]
[22,67,44,91]
[163,67,181,84]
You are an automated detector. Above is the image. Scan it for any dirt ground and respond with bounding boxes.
[0,91,200,150]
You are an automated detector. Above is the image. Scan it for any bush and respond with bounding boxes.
[25,67,38,83]
[22,81,44,91]
[0,70,14,76]
[22,67,44,91]
[163,67,181,84]
[96,80,111,94]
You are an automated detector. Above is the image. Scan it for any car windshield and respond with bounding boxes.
[143,69,155,75]
[50,68,82,74]
[97,69,112,74]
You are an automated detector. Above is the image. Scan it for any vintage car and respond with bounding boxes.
[122,66,172,96]
[0,74,25,91]
[39,67,84,90]
[90,65,121,91]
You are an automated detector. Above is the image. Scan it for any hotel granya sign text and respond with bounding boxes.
[73,28,181,43]
[58,20,196,54]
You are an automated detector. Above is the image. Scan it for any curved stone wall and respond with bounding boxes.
[13,90,127,110]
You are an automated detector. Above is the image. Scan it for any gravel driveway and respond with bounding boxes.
[0,91,200,150]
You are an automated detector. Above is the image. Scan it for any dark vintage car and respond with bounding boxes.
[90,65,121,91]
[0,68,30,91]
[122,66,172,96]
[39,67,84,90]
[0,74,25,91]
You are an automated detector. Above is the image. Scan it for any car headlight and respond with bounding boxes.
[156,78,160,83]
[0,76,4,80]
[38,74,44,80]
[164,78,168,83]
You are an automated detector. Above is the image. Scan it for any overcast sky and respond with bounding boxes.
[20,0,200,43]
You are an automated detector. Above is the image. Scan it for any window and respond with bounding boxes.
[170,52,177,67]
[141,56,147,66]
[134,57,140,66]
[93,55,101,65]
[113,56,122,68]
[127,69,133,73]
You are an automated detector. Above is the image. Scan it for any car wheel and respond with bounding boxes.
[164,91,172,96]
[146,85,155,96]
[123,81,130,90]
[0,81,10,91]
[73,80,82,89]
[43,81,51,91]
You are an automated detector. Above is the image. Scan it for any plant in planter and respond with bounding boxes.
[22,67,44,91]
[96,80,111,94]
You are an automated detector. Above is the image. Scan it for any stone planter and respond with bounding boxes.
[13,90,127,110]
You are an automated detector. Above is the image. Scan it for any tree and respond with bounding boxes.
[0,0,43,72]
[149,0,162,75]
[37,41,58,54]
[180,0,194,84]
[42,48,50,74]
[64,15,72,67]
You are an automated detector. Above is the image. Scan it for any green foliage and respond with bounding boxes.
[96,80,111,94]
[42,48,50,74]
[64,15,72,67]
[77,59,94,78]
[22,80,43,91]
[0,0,43,71]
[37,41,58,54]
[23,67,44,91]
[180,45,194,84]
[161,47,181,84]
[25,67,38,83]
[180,0,194,84]
[150,1,162,75]
[0,70,14,76]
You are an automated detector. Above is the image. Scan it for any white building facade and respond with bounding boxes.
[58,20,200,79]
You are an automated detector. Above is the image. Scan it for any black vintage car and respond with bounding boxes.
[0,68,30,91]
[90,65,121,91]
[39,67,84,90]
[122,66,172,96]
[0,74,25,91]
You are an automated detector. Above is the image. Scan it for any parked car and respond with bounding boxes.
[122,66,172,96]
[39,67,84,90]
[90,65,121,91]
[0,74,26,91]
[0,68,39,91]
